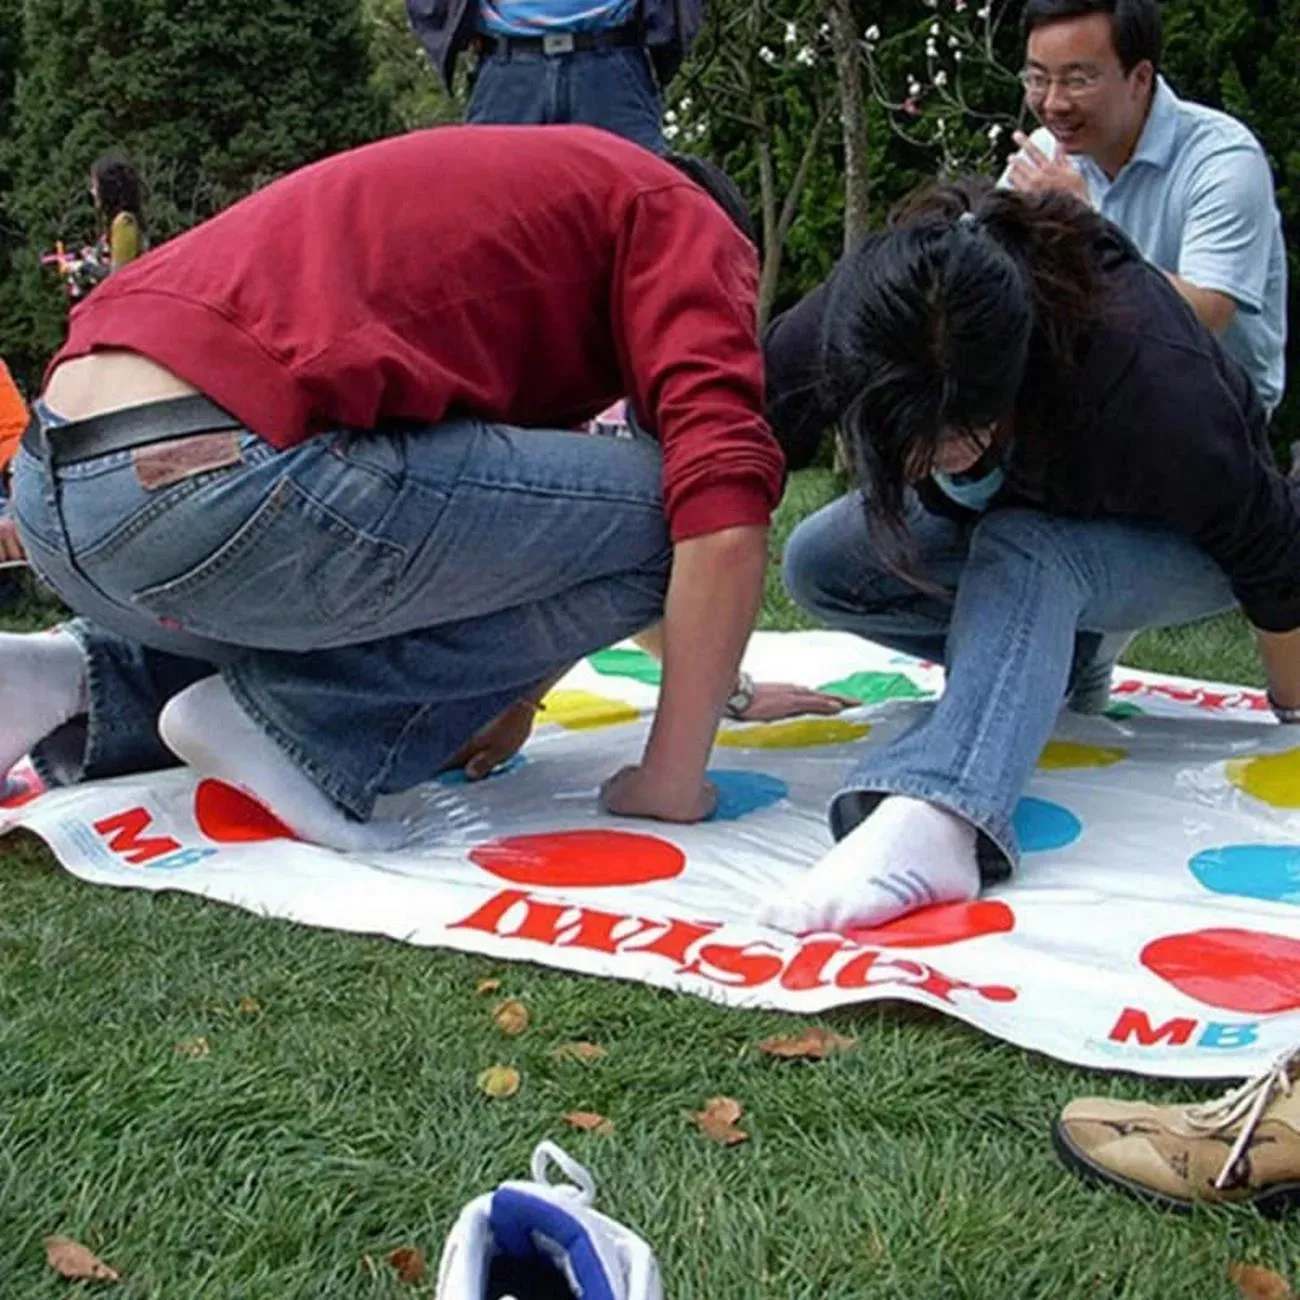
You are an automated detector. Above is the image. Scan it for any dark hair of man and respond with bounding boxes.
[820,176,1107,578]
[1021,0,1162,74]
[665,152,757,246]
[90,154,146,227]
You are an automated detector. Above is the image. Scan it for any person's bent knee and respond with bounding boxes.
[969,508,1079,574]
[781,509,850,619]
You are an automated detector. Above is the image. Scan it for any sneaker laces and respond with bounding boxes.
[1185,1047,1300,1190]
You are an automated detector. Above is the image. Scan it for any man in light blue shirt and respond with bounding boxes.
[1003,0,1287,413]
[407,0,706,155]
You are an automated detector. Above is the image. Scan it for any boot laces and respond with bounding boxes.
[1184,1047,1300,1190]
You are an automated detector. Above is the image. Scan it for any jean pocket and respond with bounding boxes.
[132,475,407,650]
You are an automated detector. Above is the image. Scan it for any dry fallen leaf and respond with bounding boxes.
[476,978,502,996]
[691,1096,749,1146]
[493,999,530,1037]
[236,996,262,1015]
[478,1065,521,1099]
[756,1027,856,1061]
[388,1246,428,1285]
[44,1235,120,1283]
[174,1035,211,1060]
[550,1041,607,1063]
[1230,1263,1293,1300]
[565,1111,615,1137]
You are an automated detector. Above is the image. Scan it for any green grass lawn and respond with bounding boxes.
[0,472,1289,1298]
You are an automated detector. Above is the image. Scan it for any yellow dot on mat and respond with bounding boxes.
[715,718,872,749]
[1227,748,1300,810]
[541,689,641,731]
[1037,740,1129,770]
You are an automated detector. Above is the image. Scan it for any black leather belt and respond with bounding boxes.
[22,394,242,468]
[478,22,640,56]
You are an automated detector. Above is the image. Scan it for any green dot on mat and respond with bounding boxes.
[818,671,930,703]
[1103,702,1145,720]
[589,648,663,686]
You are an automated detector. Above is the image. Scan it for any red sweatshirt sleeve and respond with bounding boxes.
[612,186,785,541]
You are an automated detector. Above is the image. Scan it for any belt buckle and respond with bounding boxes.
[542,32,575,53]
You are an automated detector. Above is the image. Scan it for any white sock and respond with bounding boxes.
[0,629,88,779]
[757,794,980,935]
[158,675,407,853]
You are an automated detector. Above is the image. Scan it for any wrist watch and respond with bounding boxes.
[1269,691,1300,724]
[725,670,756,720]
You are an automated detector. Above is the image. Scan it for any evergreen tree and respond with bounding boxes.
[1,0,396,385]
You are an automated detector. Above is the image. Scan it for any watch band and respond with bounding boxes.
[724,670,756,720]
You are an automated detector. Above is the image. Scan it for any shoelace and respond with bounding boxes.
[1184,1047,1300,1189]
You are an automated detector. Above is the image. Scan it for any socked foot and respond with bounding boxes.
[0,629,87,780]
[159,675,407,852]
[757,794,981,934]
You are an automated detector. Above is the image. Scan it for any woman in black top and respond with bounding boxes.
[756,177,1300,937]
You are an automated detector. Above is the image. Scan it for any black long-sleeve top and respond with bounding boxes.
[764,227,1300,632]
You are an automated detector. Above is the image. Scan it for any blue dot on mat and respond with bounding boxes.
[705,769,789,822]
[1190,844,1300,905]
[434,754,527,787]
[1013,797,1082,853]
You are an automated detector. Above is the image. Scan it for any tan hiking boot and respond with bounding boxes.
[1053,1049,1300,1214]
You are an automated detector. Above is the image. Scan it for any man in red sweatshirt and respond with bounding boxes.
[7,126,785,849]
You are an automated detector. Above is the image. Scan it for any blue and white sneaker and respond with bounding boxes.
[435,1141,664,1300]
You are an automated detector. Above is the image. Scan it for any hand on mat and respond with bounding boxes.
[734,682,857,722]
[1007,131,1089,204]
[0,517,26,565]
[600,765,718,823]
[445,699,538,781]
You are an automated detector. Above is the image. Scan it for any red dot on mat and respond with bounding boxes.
[844,900,1016,949]
[469,829,685,889]
[194,778,299,843]
[1141,928,1300,1015]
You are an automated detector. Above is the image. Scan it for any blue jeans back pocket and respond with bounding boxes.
[132,475,407,650]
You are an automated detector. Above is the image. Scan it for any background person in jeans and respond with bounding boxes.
[406,0,703,153]
[758,178,1300,936]
[7,126,785,851]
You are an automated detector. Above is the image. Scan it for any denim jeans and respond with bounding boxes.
[467,46,665,154]
[12,415,671,817]
[783,492,1238,878]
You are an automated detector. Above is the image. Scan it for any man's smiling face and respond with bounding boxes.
[1023,11,1152,163]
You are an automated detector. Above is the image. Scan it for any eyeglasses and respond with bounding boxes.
[1018,68,1107,97]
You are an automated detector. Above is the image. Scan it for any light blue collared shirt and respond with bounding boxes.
[1004,78,1287,413]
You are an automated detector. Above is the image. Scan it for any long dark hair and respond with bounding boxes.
[822,176,1106,576]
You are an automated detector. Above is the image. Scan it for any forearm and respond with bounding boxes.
[1164,272,1236,335]
[1257,627,1300,714]
[640,525,768,787]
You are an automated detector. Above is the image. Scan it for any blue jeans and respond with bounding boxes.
[12,416,671,817]
[467,45,665,154]
[783,492,1238,878]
